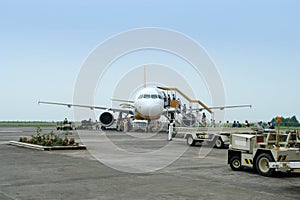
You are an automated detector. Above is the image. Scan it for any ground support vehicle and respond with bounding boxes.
[132,120,148,132]
[228,131,300,176]
[179,127,254,148]
[76,119,93,130]
[183,128,215,146]
[56,122,73,131]
[131,119,164,132]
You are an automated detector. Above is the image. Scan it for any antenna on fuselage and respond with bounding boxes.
[144,65,146,88]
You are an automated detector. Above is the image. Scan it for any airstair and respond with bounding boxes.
[157,86,214,128]
[157,86,213,114]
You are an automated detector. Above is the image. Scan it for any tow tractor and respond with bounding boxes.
[56,121,73,131]
[228,117,300,176]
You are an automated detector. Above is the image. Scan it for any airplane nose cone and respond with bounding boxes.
[140,103,163,117]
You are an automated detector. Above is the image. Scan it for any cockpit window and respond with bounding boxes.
[138,93,162,99]
[144,94,150,99]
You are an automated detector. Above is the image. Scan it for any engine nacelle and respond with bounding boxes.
[99,112,114,127]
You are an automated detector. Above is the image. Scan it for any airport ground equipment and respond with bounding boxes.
[158,86,213,128]
[76,119,93,130]
[228,130,300,176]
[173,127,254,148]
[157,86,251,128]
[157,86,213,114]
[132,119,149,132]
[56,121,73,131]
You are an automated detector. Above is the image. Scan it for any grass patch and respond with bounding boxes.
[277,126,300,130]
[0,121,57,127]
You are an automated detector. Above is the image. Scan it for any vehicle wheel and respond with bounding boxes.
[230,156,242,171]
[215,137,224,149]
[255,153,275,177]
[186,135,196,146]
[101,126,106,130]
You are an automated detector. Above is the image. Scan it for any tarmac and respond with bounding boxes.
[1,126,300,200]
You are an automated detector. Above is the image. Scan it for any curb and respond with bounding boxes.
[8,141,86,151]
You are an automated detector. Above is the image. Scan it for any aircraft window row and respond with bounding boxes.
[137,94,163,99]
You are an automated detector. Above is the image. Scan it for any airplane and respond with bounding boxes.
[39,64,251,130]
[38,85,252,130]
[39,87,167,130]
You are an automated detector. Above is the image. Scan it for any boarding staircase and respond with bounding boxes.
[158,86,213,127]
[157,86,213,114]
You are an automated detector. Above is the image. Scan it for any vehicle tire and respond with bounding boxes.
[101,126,106,130]
[229,156,243,171]
[255,153,275,177]
[186,135,196,146]
[215,137,224,149]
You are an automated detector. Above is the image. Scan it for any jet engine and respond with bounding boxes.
[99,112,114,127]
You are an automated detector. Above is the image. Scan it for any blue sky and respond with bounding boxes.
[0,0,299,122]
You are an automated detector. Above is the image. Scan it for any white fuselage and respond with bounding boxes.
[133,87,165,120]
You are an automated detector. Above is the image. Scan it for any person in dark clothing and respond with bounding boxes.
[167,94,171,107]
[232,121,237,128]
[245,120,250,127]
[268,122,275,129]
[63,118,68,124]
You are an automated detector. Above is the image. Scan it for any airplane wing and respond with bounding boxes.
[111,98,134,104]
[196,104,252,111]
[38,101,134,115]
